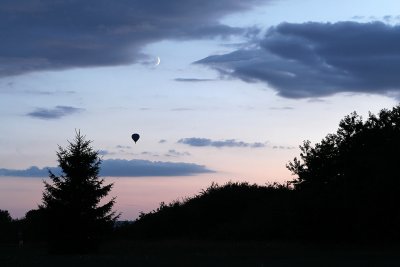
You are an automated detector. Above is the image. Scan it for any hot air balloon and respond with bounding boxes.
[131,133,140,143]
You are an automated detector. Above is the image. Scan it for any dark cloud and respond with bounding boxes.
[197,21,400,98]
[159,139,167,144]
[0,159,213,177]
[0,0,270,77]
[27,105,84,119]
[178,137,266,148]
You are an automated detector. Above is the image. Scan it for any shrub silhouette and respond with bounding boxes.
[19,208,48,242]
[117,182,295,240]
[41,131,118,253]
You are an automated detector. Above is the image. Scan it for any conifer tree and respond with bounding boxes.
[42,131,118,252]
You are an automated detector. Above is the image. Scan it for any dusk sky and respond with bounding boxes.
[1,0,399,219]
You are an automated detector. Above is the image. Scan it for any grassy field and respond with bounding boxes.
[2,240,400,266]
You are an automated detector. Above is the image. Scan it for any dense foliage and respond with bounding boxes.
[287,106,400,240]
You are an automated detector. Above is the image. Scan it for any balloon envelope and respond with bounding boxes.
[131,133,140,143]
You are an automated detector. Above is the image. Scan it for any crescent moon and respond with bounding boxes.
[155,57,161,66]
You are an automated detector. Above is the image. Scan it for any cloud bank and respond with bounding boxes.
[197,21,400,98]
[27,105,84,119]
[0,166,60,177]
[0,159,213,177]
[0,0,269,77]
[178,137,266,148]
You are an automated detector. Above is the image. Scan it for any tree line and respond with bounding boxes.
[2,105,400,251]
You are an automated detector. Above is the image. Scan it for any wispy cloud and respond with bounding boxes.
[269,106,294,110]
[351,15,400,24]
[98,150,113,156]
[178,137,266,148]
[23,90,76,96]
[197,21,400,99]
[27,105,84,119]
[170,108,194,111]
[116,145,132,150]
[165,149,191,157]
[174,78,215,82]
[0,159,213,177]
[272,145,296,150]
[140,151,160,157]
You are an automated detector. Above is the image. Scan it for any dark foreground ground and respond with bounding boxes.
[1,240,400,267]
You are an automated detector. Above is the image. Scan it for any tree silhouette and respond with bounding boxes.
[287,105,400,240]
[0,209,11,224]
[41,131,118,252]
[0,209,13,242]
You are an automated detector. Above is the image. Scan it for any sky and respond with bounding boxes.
[1,0,400,219]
